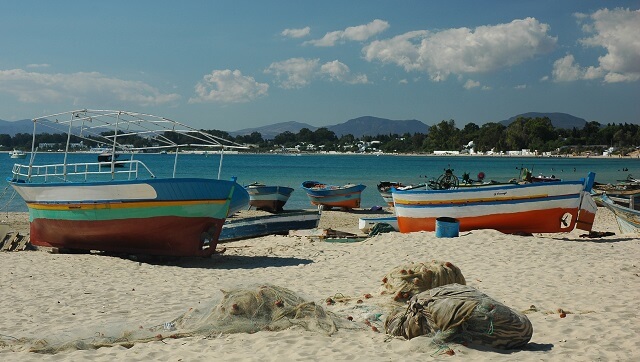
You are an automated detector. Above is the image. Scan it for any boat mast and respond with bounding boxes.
[173,148,179,178]
[218,147,225,180]
[62,112,75,181]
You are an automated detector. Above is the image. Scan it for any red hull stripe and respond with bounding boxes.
[29,216,225,257]
[397,208,578,234]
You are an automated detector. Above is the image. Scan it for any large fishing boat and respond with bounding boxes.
[392,173,598,234]
[8,109,250,257]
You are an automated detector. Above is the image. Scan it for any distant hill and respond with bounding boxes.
[500,112,587,129]
[326,116,429,138]
[0,119,34,135]
[229,121,317,139]
[231,116,429,139]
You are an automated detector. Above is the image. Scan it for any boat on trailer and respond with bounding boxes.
[392,173,598,234]
[8,109,250,257]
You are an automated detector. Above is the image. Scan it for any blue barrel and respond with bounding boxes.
[435,217,460,238]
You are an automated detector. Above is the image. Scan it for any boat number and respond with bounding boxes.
[494,192,507,196]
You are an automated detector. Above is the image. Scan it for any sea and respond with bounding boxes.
[1,152,638,212]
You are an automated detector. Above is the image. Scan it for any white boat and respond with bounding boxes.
[9,149,26,159]
[392,173,598,234]
[598,193,640,234]
[245,182,295,213]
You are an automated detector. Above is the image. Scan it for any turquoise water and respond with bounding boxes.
[2,152,638,212]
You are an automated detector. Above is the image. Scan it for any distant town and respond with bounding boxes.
[3,116,640,157]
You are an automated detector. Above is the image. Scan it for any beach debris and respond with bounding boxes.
[379,260,466,301]
[385,283,533,350]
[580,231,616,238]
[289,228,367,242]
[0,231,31,252]
[368,222,396,236]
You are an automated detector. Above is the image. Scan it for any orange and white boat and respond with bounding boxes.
[392,173,597,234]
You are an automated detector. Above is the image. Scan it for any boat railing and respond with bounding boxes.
[11,160,155,183]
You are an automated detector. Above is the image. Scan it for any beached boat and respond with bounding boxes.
[598,193,640,234]
[219,209,321,241]
[301,181,366,210]
[245,182,295,213]
[392,172,598,234]
[9,149,26,159]
[377,181,425,206]
[7,109,250,257]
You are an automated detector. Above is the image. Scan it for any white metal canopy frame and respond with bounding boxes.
[17,109,249,181]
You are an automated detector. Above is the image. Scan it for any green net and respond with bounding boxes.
[4,284,354,354]
[385,283,533,350]
[379,260,466,302]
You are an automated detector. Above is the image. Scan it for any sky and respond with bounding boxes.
[0,1,639,132]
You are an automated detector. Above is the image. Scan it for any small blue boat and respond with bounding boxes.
[245,182,295,213]
[301,181,366,210]
[219,209,321,241]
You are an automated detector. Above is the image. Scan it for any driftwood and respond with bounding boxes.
[0,231,31,252]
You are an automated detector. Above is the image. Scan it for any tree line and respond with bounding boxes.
[3,117,639,156]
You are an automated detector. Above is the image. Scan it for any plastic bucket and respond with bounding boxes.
[435,217,460,238]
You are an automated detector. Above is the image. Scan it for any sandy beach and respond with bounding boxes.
[0,207,639,361]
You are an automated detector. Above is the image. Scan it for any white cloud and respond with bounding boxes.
[265,58,368,88]
[281,27,310,38]
[552,54,583,82]
[305,19,389,47]
[572,8,640,83]
[189,69,269,103]
[363,18,556,81]
[515,84,527,89]
[320,60,369,84]
[264,58,320,89]
[26,63,50,68]
[463,79,480,89]
[0,69,180,106]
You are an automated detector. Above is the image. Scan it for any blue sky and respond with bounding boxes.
[1,1,638,131]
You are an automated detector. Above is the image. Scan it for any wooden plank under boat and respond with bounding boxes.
[301,180,366,210]
[219,209,321,241]
[391,173,598,234]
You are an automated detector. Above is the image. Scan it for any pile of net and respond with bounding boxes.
[385,284,533,350]
[9,284,353,354]
[379,260,466,302]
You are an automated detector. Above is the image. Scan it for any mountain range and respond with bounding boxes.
[0,113,591,139]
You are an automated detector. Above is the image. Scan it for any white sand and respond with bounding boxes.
[0,208,639,361]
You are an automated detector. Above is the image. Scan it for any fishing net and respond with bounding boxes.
[368,222,396,236]
[5,284,352,354]
[385,284,533,350]
[379,260,466,302]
